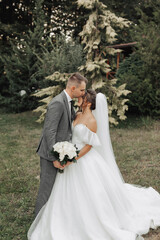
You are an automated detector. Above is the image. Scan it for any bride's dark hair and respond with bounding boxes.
[83,89,97,110]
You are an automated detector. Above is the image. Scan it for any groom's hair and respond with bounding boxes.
[67,72,88,88]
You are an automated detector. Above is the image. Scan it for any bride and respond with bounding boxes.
[28,90,160,240]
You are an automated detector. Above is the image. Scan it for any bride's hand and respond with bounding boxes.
[53,160,65,169]
[65,161,73,167]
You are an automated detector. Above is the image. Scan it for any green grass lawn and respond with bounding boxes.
[0,111,160,240]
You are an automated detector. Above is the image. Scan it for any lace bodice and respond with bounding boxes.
[72,124,101,150]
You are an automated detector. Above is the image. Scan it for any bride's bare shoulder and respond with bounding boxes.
[87,117,97,133]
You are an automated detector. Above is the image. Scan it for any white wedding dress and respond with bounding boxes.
[28,94,160,240]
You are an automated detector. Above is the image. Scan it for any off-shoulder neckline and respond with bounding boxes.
[73,123,96,134]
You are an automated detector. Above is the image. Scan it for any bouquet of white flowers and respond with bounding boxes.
[51,141,79,173]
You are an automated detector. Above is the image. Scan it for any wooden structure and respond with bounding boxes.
[106,42,137,79]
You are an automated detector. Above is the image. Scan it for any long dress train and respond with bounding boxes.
[28,123,160,240]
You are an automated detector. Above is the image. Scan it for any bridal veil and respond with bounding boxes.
[93,93,124,183]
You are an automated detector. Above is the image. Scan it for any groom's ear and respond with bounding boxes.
[71,86,76,91]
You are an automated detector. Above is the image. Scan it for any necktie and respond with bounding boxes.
[70,100,76,122]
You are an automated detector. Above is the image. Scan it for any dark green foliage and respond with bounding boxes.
[0,0,88,43]
[100,0,144,43]
[101,0,144,22]
[0,35,84,112]
[0,39,40,112]
[116,53,144,113]
[0,0,86,113]
[0,0,47,112]
[36,36,85,84]
[0,0,34,38]
[1,0,159,117]
[116,0,160,117]
[116,53,160,117]
[133,2,160,87]
[43,0,89,39]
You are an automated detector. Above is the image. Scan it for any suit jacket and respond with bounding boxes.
[36,91,73,161]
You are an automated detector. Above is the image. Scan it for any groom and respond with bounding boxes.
[35,72,88,216]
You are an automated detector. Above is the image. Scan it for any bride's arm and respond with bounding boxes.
[75,144,92,160]
[76,119,98,161]
[66,119,97,166]
[76,119,97,160]
[65,144,92,167]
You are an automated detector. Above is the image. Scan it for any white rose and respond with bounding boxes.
[53,142,63,153]
[63,142,74,155]
[67,147,77,159]
[63,143,69,153]
[59,152,65,161]
[63,141,69,147]
[68,152,76,159]
[53,142,77,161]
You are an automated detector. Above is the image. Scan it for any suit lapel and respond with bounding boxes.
[61,91,72,128]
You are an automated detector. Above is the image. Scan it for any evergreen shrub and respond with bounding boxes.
[0,36,84,113]
[116,53,160,117]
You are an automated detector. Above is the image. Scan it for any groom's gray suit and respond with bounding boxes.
[35,90,75,216]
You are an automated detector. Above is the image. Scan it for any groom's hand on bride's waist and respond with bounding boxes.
[53,160,65,169]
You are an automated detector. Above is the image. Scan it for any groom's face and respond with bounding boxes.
[72,81,86,98]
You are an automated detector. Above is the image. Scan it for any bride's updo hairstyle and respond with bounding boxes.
[84,89,97,110]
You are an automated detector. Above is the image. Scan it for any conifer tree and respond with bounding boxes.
[117,0,160,116]
[0,0,49,112]
[77,0,131,124]
[33,0,131,125]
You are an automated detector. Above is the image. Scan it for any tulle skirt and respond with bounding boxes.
[28,148,160,240]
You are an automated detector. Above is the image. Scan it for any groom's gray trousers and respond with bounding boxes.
[34,91,73,217]
[35,157,57,216]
